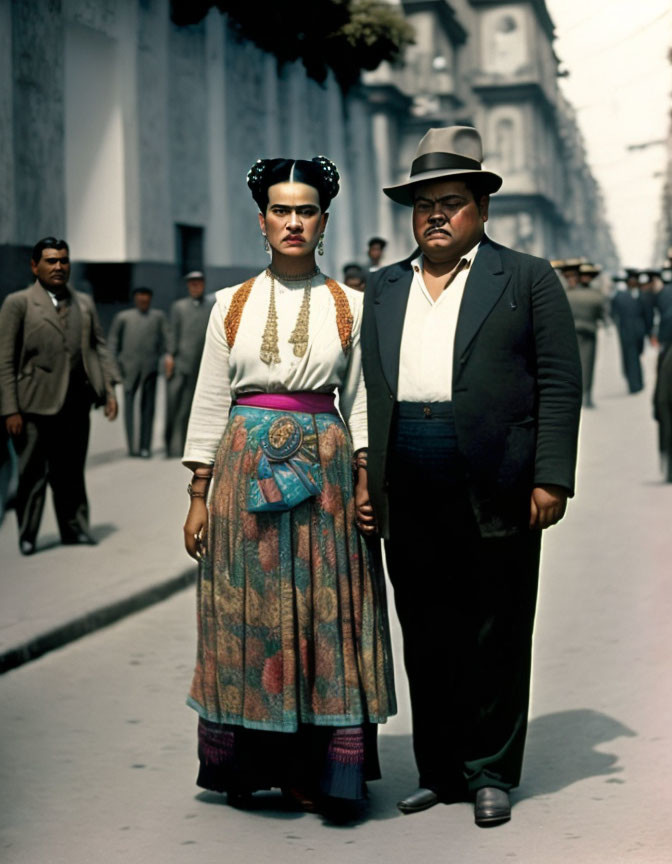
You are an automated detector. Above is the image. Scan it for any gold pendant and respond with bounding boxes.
[260,274,281,365]
[288,286,311,357]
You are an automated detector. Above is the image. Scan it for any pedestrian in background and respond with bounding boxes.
[181,156,396,820]
[653,266,672,480]
[0,237,119,555]
[367,236,387,272]
[342,262,367,292]
[361,126,582,827]
[566,262,608,408]
[610,270,650,394]
[164,271,213,458]
[108,287,168,458]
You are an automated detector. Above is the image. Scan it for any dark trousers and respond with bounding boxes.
[576,331,597,400]
[654,344,672,481]
[165,370,197,458]
[123,372,157,455]
[14,380,92,544]
[385,402,541,798]
[618,333,644,394]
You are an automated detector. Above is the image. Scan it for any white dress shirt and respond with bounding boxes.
[183,270,368,465]
[397,242,480,402]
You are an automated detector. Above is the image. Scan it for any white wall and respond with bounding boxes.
[64,22,126,260]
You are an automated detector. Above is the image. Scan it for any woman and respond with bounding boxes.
[182,156,396,818]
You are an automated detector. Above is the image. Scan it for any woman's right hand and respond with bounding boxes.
[184,498,209,561]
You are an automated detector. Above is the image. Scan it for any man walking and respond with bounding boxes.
[108,287,168,458]
[566,262,608,408]
[610,270,649,394]
[164,271,212,458]
[361,127,582,826]
[0,237,119,554]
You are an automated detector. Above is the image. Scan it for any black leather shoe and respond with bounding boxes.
[19,540,36,556]
[397,787,439,814]
[474,787,511,827]
[62,532,98,546]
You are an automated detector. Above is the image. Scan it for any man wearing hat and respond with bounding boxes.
[108,287,168,457]
[610,270,650,394]
[565,263,608,408]
[361,126,582,826]
[164,271,213,458]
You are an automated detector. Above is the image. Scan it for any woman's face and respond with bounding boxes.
[259,182,328,259]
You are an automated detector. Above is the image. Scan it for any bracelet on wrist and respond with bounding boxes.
[187,483,208,499]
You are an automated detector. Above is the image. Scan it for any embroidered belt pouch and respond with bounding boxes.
[244,410,322,512]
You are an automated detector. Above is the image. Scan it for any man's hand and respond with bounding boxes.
[104,396,118,421]
[529,484,568,530]
[355,474,377,536]
[164,354,175,380]
[5,413,22,437]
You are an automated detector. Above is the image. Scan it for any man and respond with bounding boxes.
[610,269,649,394]
[108,287,168,458]
[342,262,367,292]
[566,263,608,408]
[367,236,387,272]
[164,271,213,458]
[653,267,672,480]
[361,127,582,826]
[0,237,119,554]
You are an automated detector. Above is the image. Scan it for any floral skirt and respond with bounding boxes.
[187,406,396,798]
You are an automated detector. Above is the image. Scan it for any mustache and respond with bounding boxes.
[425,227,450,237]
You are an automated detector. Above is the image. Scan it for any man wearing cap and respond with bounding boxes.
[108,287,168,458]
[566,263,608,408]
[164,271,213,458]
[361,126,582,826]
[610,270,650,394]
[0,237,119,554]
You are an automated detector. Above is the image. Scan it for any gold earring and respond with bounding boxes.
[263,235,270,254]
[317,234,325,256]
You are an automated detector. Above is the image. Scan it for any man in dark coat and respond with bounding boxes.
[653,268,672,480]
[108,287,168,457]
[610,270,650,394]
[360,127,582,826]
[164,271,213,458]
[565,262,608,408]
[0,237,119,554]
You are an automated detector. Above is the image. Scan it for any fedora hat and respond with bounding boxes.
[383,126,502,207]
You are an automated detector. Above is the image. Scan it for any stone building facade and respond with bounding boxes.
[0,0,617,320]
[367,0,619,270]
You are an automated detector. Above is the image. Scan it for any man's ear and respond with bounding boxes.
[480,195,490,223]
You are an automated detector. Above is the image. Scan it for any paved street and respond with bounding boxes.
[1,329,672,863]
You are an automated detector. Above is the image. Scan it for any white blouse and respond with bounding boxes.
[182,270,368,465]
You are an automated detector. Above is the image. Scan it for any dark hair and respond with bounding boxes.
[461,175,490,204]
[343,262,366,279]
[367,237,387,249]
[31,237,69,263]
[247,156,340,212]
[132,286,153,296]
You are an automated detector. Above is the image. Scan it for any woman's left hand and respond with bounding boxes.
[354,473,377,536]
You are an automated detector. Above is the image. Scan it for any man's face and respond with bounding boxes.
[368,242,384,264]
[345,275,366,291]
[31,248,71,291]
[134,292,152,312]
[187,278,205,299]
[564,269,580,288]
[412,179,488,264]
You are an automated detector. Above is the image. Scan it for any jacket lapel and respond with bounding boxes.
[28,280,63,333]
[454,237,510,363]
[373,260,414,395]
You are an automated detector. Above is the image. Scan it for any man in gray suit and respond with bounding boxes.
[164,271,213,458]
[0,237,119,554]
[108,287,168,458]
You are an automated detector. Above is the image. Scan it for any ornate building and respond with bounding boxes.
[366,0,619,269]
[0,0,617,318]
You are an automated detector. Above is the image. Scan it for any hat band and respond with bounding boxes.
[410,152,482,176]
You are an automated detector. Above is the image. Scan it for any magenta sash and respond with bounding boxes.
[235,391,337,415]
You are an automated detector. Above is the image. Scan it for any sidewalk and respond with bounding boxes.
[0,387,196,674]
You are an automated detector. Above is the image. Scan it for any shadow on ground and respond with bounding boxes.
[518,708,636,799]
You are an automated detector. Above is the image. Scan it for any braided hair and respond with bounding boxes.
[247,156,340,212]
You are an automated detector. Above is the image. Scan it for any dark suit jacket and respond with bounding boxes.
[108,307,169,385]
[0,281,119,417]
[361,236,582,539]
